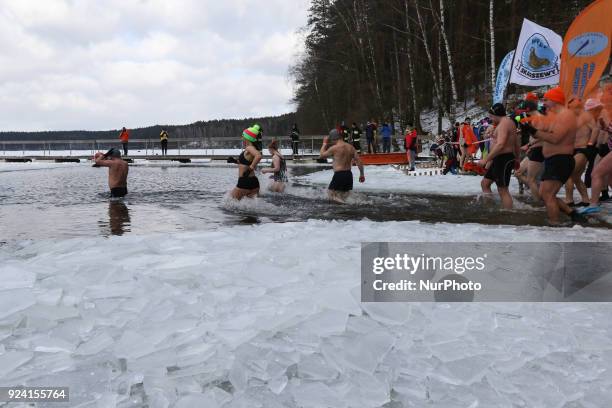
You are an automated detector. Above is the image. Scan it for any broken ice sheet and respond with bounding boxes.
[0,264,36,290]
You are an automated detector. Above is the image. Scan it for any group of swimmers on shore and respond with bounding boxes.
[477,85,611,224]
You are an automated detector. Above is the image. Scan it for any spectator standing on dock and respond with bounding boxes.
[160,129,169,156]
[381,123,392,153]
[290,124,300,158]
[365,120,377,153]
[119,127,129,156]
[404,124,418,171]
[351,122,362,154]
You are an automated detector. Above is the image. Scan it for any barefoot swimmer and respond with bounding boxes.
[94,148,129,198]
[478,103,520,209]
[231,125,263,200]
[319,129,365,203]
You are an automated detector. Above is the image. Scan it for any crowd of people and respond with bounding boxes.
[94,85,611,223]
[476,86,611,224]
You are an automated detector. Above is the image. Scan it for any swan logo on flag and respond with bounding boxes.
[510,19,562,86]
[568,32,609,57]
[516,34,559,79]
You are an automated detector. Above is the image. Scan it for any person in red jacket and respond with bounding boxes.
[460,118,478,169]
[404,124,418,171]
[119,127,129,156]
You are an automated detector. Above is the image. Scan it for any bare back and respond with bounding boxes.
[107,159,129,189]
[329,141,357,172]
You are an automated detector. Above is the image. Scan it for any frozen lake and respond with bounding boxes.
[1,162,611,407]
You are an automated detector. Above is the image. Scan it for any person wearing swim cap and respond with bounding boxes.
[93,148,129,198]
[524,86,582,224]
[478,103,520,209]
[319,128,365,203]
[231,124,263,200]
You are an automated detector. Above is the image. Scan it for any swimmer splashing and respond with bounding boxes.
[231,124,263,200]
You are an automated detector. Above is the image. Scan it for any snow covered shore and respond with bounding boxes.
[2,220,612,407]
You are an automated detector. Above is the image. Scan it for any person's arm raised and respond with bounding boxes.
[319,136,334,158]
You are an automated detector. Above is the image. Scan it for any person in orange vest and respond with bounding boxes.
[460,118,478,170]
[119,127,129,156]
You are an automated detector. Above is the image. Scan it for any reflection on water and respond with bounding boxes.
[100,201,131,236]
[0,163,609,241]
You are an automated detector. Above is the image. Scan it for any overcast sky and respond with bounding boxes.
[0,0,310,131]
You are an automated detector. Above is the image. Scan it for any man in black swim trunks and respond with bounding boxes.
[94,148,129,198]
[320,129,365,203]
[478,103,520,209]
[523,87,580,224]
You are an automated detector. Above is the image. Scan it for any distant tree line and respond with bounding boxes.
[291,0,591,134]
[0,113,297,142]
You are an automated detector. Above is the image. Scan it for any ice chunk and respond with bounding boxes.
[34,288,63,306]
[33,336,76,353]
[290,381,346,408]
[74,332,114,356]
[359,302,412,325]
[0,351,33,378]
[0,289,36,320]
[325,331,396,375]
[298,353,339,381]
[298,310,348,338]
[0,264,36,290]
[113,330,157,359]
[174,393,218,408]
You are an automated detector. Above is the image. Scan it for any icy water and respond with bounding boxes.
[0,163,608,241]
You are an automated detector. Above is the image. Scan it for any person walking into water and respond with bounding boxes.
[563,99,601,207]
[290,124,300,158]
[524,87,581,224]
[160,129,169,156]
[94,148,129,199]
[231,124,263,200]
[319,129,365,203]
[261,139,288,193]
[119,127,129,156]
[478,103,520,209]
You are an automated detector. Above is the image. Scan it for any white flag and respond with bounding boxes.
[509,19,562,86]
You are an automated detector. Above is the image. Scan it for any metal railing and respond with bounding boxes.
[0,135,331,157]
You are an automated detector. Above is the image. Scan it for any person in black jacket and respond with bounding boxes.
[290,123,300,157]
[350,122,362,154]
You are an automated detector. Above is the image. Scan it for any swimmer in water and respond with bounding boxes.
[261,139,287,193]
[231,124,263,200]
[319,129,365,203]
[93,148,129,199]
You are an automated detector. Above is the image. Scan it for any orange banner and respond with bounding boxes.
[559,0,612,104]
